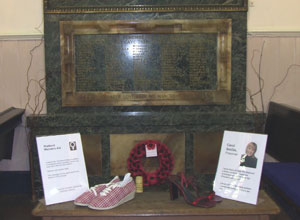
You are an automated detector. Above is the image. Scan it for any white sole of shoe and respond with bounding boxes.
[74,202,89,206]
[88,191,135,210]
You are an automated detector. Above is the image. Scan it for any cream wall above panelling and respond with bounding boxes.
[0,0,43,36]
[248,0,300,32]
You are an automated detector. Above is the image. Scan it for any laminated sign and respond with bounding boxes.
[213,130,268,205]
[36,133,89,205]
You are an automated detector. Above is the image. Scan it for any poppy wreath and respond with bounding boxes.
[127,140,174,186]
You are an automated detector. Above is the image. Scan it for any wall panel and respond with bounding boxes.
[246,35,300,112]
[0,39,45,171]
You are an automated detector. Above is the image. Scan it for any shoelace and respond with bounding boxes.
[90,183,111,196]
[100,184,118,196]
[90,185,101,196]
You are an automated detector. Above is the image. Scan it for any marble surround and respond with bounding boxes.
[27,0,256,199]
[44,6,247,113]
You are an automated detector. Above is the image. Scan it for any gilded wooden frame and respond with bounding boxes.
[60,19,232,106]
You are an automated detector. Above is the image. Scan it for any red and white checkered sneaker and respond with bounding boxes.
[88,173,136,210]
[74,176,120,206]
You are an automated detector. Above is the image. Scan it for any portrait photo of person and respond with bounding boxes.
[240,142,258,168]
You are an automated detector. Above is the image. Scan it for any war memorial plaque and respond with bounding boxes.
[60,19,232,106]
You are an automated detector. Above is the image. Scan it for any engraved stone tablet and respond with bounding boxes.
[60,19,232,106]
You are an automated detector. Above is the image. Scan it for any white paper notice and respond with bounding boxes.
[145,144,158,157]
[213,130,268,205]
[36,133,89,205]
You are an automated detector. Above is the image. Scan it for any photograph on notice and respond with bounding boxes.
[240,142,258,169]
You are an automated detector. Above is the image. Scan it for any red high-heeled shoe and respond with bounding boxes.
[168,173,222,208]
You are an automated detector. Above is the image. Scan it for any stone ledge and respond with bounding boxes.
[32,190,279,219]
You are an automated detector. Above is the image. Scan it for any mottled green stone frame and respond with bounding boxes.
[60,19,232,106]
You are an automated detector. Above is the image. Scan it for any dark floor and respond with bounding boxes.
[0,193,297,220]
[0,194,41,220]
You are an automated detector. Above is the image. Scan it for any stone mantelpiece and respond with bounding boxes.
[27,0,255,200]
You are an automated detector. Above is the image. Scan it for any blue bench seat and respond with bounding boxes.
[263,162,300,208]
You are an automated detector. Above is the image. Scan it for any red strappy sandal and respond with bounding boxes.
[168,173,222,208]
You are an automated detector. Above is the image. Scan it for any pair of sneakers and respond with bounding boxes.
[74,173,136,210]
